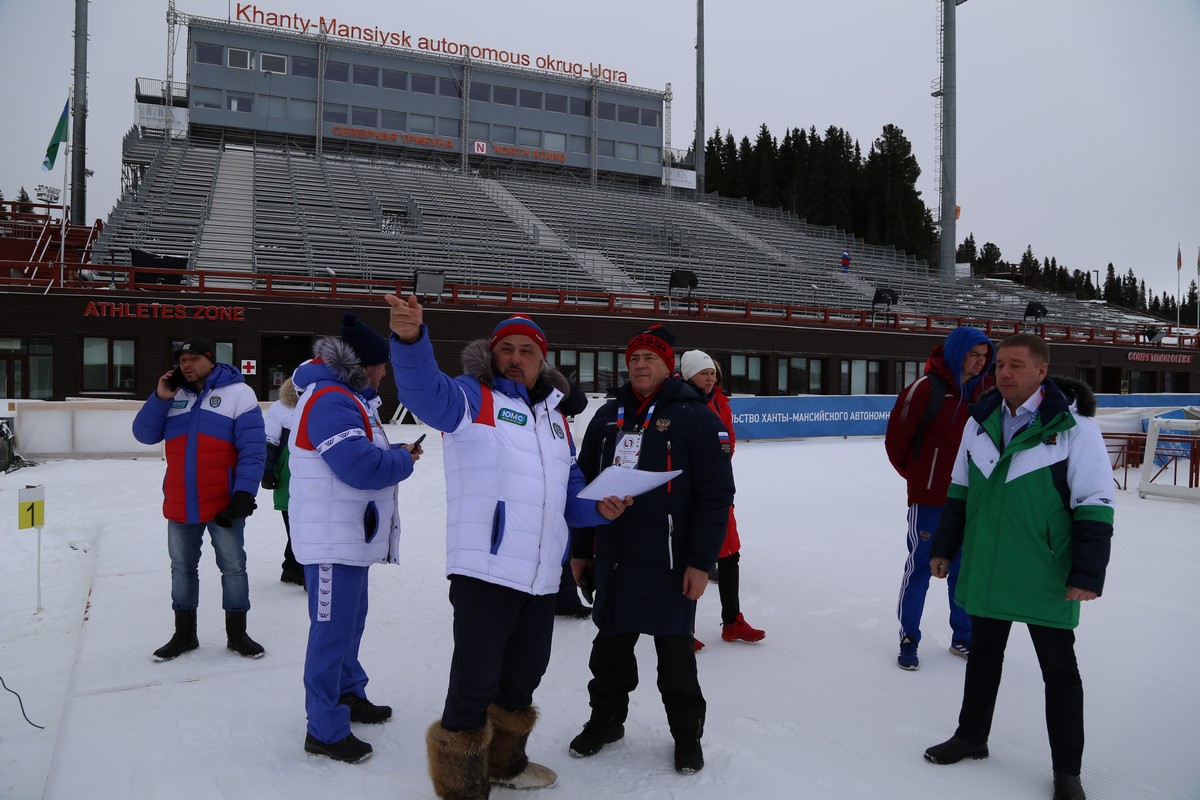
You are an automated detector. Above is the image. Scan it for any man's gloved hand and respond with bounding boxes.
[215,490,257,528]
[260,472,278,490]
[577,563,595,605]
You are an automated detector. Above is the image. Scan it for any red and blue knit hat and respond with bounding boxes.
[490,314,547,357]
[625,324,676,372]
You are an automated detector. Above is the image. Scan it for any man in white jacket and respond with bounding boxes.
[289,313,420,764]
[386,294,630,800]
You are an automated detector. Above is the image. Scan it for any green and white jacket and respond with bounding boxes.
[931,377,1114,629]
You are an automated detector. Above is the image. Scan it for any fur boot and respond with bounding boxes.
[427,721,493,800]
[487,705,557,790]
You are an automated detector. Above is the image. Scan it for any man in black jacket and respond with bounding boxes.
[568,324,735,774]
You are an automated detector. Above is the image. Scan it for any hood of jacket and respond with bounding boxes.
[973,374,1097,423]
[197,362,246,391]
[460,338,570,406]
[926,327,995,397]
[292,337,377,397]
[278,376,299,408]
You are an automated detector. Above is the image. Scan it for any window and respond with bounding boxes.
[568,135,590,154]
[192,87,223,109]
[597,102,615,121]
[517,128,541,147]
[519,89,542,110]
[411,73,435,94]
[615,141,637,160]
[779,357,823,394]
[492,124,516,144]
[728,355,763,395]
[543,132,566,152]
[895,361,924,391]
[195,43,222,65]
[493,85,517,105]
[597,139,615,157]
[640,145,660,164]
[290,98,316,120]
[640,108,660,128]
[83,338,134,391]
[617,105,639,124]
[261,53,286,74]
[437,117,461,137]
[439,77,462,97]
[468,120,489,140]
[545,93,567,113]
[382,69,407,90]
[226,93,254,113]
[293,56,317,78]
[322,103,348,124]
[569,97,590,117]
[840,359,884,394]
[352,64,378,86]
[227,48,251,70]
[381,109,406,130]
[469,82,490,102]
[408,113,435,134]
[325,61,349,82]
[352,106,377,127]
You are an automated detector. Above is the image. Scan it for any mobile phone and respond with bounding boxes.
[166,369,184,390]
[412,434,427,448]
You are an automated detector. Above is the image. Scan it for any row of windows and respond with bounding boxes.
[82,338,234,393]
[191,88,661,162]
[194,43,660,127]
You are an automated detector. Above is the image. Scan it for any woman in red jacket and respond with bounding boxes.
[680,350,765,648]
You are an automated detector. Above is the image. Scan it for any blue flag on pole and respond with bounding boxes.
[42,97,70,172]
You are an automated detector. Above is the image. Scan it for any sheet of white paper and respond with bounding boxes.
[577,465,683,500]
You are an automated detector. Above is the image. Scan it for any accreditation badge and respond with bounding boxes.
[612,432,642,469]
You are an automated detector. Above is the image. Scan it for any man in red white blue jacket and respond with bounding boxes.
[132,335,265,662]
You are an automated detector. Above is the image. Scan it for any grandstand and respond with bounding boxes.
[92,125,1160,336]
[2,11,1196,403]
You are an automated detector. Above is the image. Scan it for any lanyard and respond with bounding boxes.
[616,399,656,431]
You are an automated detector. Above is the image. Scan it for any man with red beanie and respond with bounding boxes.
[569,324,735,775]
[385,295,630,799]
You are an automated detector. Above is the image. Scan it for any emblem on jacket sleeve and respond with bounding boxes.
[655,418,671,432]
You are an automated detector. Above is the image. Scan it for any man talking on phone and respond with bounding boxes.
[385,294,630,800]
[132,335,266,662]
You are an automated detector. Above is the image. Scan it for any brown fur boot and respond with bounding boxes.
[426,721,492,800]
[487,705,557,790]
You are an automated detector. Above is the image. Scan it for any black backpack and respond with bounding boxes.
[910,373,947,460]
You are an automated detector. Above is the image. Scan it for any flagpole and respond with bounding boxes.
[59,86,72,286]
[1176,242,1181,330]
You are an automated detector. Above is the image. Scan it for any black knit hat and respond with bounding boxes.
[341,313,389,366]
[173,336,216,364]
[625,324,676,372]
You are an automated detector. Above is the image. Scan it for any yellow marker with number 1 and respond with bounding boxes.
[18,485,45,529]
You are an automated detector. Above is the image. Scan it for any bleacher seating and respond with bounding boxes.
[91,128,1158,333]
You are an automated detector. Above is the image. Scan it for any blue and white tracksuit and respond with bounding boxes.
[289,338,415,744]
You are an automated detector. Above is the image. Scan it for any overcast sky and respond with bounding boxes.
[2,0,1197,301]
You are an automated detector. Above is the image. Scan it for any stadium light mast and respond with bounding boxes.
[936,0,966,284]
[70,0,88,224]
[694,0,705,198]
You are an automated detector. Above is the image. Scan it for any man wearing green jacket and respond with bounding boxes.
[923,333,1113,800]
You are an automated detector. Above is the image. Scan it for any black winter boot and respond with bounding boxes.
[153,609,199,661]
[225,611,265,658]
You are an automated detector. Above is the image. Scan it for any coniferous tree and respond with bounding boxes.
[1103,263,1118,302]
[978,242,1003,271]
[956,233,978,266]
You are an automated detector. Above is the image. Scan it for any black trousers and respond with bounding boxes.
[586,631,706,741]
[717,552,741,625]
[280,510,302,577]
[955,614,1084,775]
[441,575,556,731]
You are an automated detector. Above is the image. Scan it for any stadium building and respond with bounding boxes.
[1,8,1196,407]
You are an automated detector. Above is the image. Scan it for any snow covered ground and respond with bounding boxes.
[1,425,1197,800]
